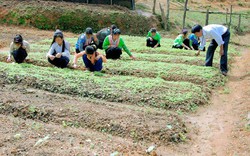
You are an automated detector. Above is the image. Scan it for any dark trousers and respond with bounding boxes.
[192,44,206,51]
[12,47,28,63]
[205,30,230,73]
[82,54,103,71]
[97,41,104,50]
[146,38,160,48]
[172,39,190,50]
[48,56,69,68]
[105,47,122,59]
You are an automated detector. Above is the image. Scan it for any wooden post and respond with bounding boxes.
[205,9,209,25]
[86,0,89,4]
[226,8,228,24]
[166,0,170,31]
[159,3,167,30]
[110,0,113,5]
[228,5,232,31]
[153,0,156,14]
[183,0,188,29]
[238,14,241,32]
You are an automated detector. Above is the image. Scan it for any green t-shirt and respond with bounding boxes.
[147,31,161,44]
[173,34,184,46]
[103,35,132,57]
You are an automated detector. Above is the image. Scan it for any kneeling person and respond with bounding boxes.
[47,30,70,68]
[73,45,106,72]
[103,28,135,60]
[7,35,30,63]
[146,28,161,48]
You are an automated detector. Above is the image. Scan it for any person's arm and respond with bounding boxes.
[7,42,14,62]
[153,33,161,48]
[120,38,135,60]
[47,43,56,60]
[102,36,110,50]
[62,42,70,58]
[196,36,206,56]
[73,51,85,68]
[78,35,85,52]
[23,41,31,53]
[96,54,107,63]
[93,34,99,45]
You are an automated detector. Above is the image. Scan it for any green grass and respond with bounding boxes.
[0,62,209,111]
[104,60,224,87]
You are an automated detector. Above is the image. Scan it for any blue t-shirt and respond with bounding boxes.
[75,34,94,51]
[189,33,199,46]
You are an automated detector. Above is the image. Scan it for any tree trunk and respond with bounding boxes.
[159,3,167,30]
[166,0,170,31]
[153,0,156,14]
[183,0,188,29]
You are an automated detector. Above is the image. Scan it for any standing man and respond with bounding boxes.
[192,24,230,76]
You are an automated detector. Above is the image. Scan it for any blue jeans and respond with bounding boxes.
[205,30,230,73]
[82,54,103,71]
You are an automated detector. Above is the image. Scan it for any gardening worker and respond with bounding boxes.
[47,29,70,68]
[75,27,99,53]
[172,29,192,50]
[192,24,230,76]
[103,28,135,60]
[73,45,107,72]
[146,28,161,48]
[189,33,205,51]
[96,24,117,49]
[7,34,30,63]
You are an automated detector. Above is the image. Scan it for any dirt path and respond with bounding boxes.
[179,46,250,155]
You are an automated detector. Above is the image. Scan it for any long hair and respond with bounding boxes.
[50,36,66,52]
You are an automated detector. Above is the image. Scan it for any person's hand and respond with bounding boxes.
[55,53,62,58]
[195,51,200,56]
[130,55,136,60]
[220,49,224,56]
[73,64,78,68]
[49,55,55,60]
[6,56,11,62]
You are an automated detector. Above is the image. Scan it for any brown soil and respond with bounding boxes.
[0,25,249,155]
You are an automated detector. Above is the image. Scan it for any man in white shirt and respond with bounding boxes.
[192,24,230,76]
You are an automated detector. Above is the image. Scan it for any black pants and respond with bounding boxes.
[192,44,206,51]
[146,38,160,48]
[12,47,28,63]
[48,56,69,68]
[172,39,190,50]
[105,47,122,59]
[205,30,230,73]
[97,41,104,50]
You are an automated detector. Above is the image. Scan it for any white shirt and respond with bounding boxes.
[199,24,228,50]
[9,40,30,57]
[47,41,70,59]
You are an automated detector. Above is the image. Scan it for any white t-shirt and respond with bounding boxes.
[9,40,30,57]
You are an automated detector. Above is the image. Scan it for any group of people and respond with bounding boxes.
[7,24,230,76]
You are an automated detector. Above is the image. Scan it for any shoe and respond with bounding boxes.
[221,71,227,76]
